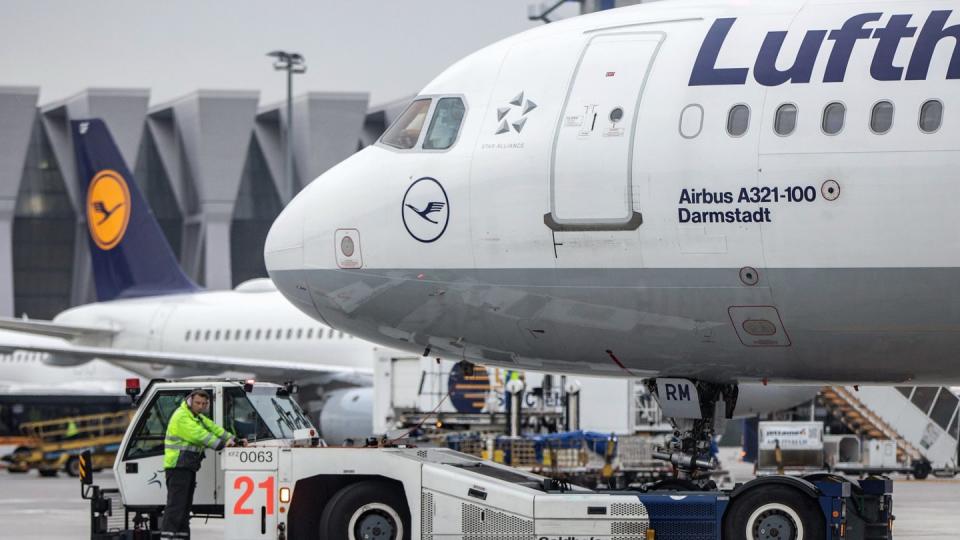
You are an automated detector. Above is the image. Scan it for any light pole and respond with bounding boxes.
[267,50,306,200]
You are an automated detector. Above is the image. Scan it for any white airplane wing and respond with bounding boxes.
[0,341,372,388]
[0,316,117,340]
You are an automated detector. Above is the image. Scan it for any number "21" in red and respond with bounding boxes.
[233,475,275,515]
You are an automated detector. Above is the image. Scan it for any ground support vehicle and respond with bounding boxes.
[217,447,894,540]
[4,410,131,476]
[81,377,894,539]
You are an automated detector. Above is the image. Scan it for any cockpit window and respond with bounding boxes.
[423,97,466,150]
[381,99,432,149]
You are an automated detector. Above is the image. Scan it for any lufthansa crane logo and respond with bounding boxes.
[402,177,449,243]
[86,169,131,250]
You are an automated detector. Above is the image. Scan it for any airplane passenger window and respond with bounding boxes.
[296,329,303,339]
[726,105,750,137]
[381,99,432,149]
[822,102,845,135]
[265,329,271,339]
[328,329,335,339]
[870,101,894,134]
[423,97,466,150]
[223,330,231,340]
[184,330,190,341]
[774,104,797,136]
[214,330,221,341]
[245,329,252,340]
[287,329,293,339]
[204,330,211,341]
[306,328,313,339]
[920,100,943,133]
[255,329,262,340]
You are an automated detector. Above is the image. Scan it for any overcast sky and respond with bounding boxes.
[0,1,581,108]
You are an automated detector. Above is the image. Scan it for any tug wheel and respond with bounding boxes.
[724,485,824,540]
[319,480,410,540]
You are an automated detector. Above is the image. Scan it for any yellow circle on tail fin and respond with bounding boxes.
[86,169,131,250]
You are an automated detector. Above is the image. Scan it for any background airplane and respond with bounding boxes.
[0,329,135,396]
[0,119,415,441]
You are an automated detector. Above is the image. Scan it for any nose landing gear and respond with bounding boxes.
[646,379,739,487]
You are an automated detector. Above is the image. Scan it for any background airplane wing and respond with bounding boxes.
[0,316,117,340]
[0,340,372,388]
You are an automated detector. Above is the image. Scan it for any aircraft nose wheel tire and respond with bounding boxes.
[723,485,824,540]
[319,480,410,540]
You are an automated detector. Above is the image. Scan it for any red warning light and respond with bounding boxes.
[125,378,141,399]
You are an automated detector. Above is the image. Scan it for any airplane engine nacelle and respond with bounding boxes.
[318,387,374,445]
[40,351,90,367]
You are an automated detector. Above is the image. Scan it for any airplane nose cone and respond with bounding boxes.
[265,191,313,313]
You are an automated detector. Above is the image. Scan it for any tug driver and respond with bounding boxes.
[161,389,245,538]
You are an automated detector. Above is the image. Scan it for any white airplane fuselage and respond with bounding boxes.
[266,0,960,385]
[52,282,383,379]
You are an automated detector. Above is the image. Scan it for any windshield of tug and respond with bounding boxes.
[224,385,314,442]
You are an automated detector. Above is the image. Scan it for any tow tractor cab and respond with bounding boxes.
[114,378,316,517]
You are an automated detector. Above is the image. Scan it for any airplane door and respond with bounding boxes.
[147,303,177,351]
[546,33,663,231]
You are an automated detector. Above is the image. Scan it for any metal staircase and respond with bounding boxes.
[820,385,959,468]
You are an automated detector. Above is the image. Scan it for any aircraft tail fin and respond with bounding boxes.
[72,119,199,302]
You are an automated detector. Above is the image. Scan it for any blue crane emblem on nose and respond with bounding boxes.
[402,177,449,243]
[404,201,446,224]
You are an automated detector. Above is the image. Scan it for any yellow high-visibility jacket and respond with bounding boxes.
[163,401,232,470]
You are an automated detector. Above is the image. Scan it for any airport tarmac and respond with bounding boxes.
[0,471,222,540]
[1,463,958,539]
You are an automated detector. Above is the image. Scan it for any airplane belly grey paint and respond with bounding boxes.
[274,266,959,384]
[266,0,960,385]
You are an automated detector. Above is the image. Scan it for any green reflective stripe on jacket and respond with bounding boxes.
[163,400,232,470]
